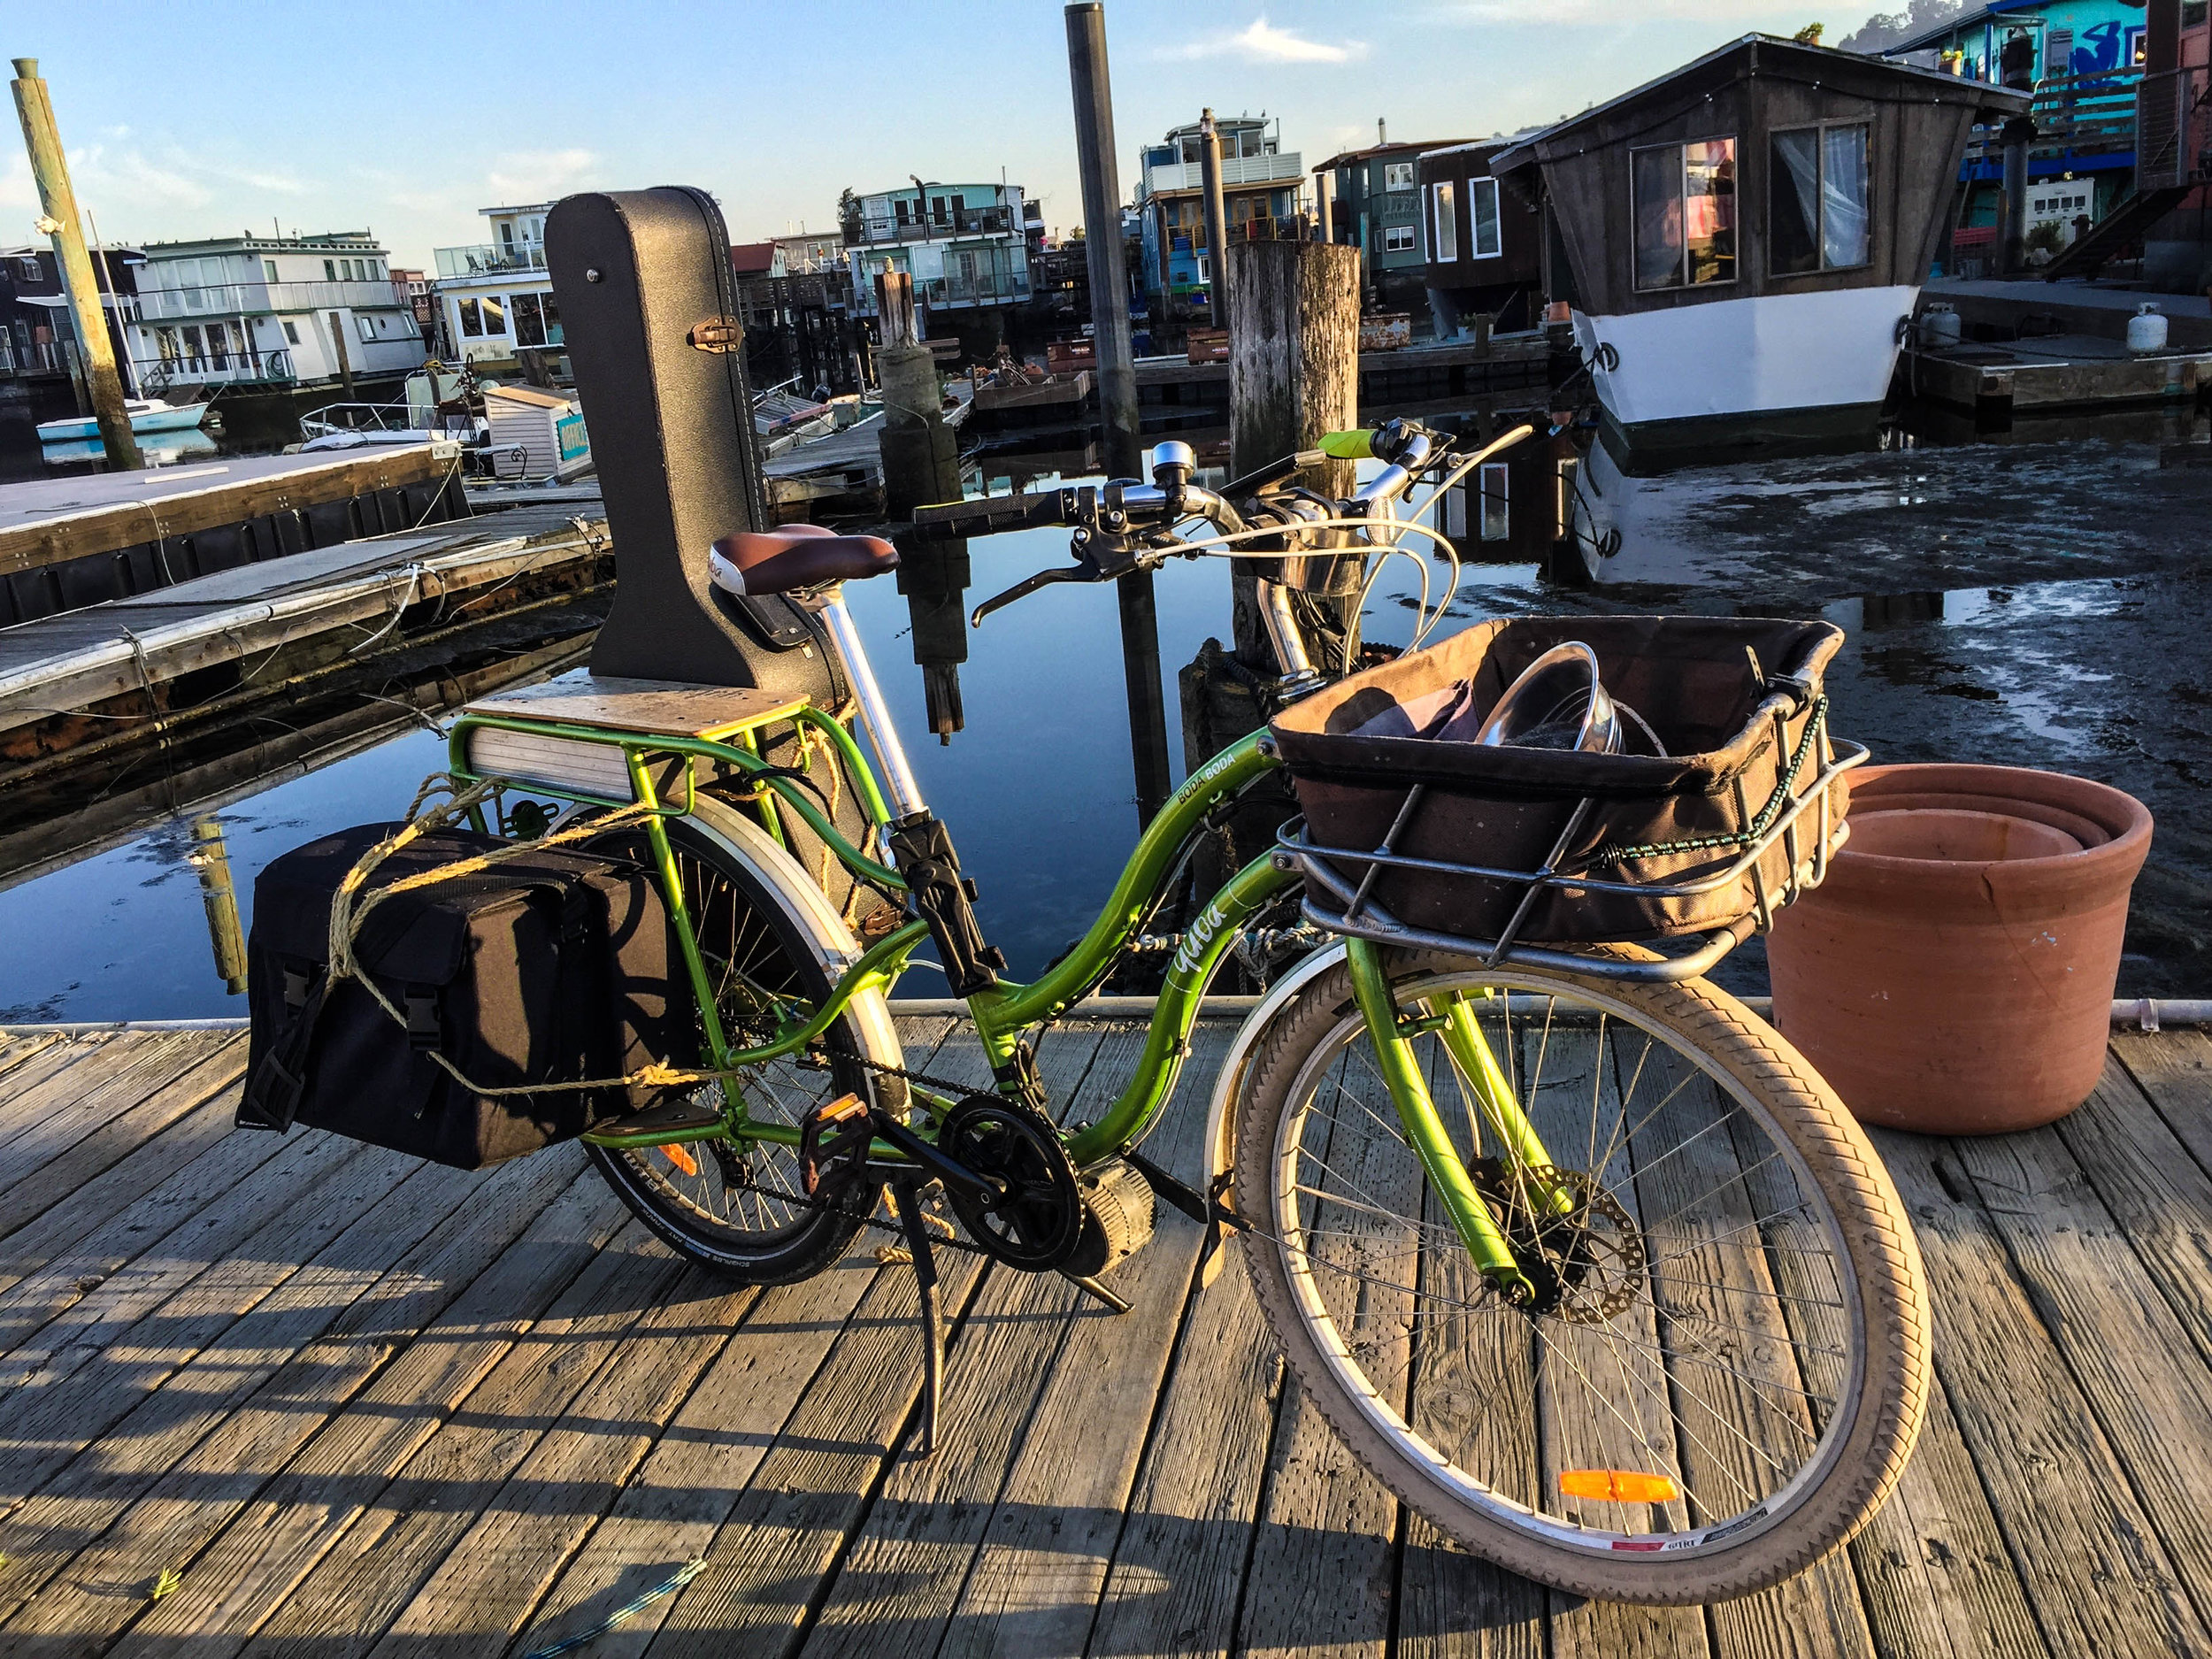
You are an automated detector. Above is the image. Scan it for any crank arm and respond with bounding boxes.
[866,1110,999,1202]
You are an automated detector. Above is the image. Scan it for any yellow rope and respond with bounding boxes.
[320,776,765,1102]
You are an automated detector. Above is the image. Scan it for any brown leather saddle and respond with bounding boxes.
[708,524,899,597]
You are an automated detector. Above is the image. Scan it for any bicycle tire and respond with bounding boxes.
[1230,946,1929,1603]
[584,801,902,1285]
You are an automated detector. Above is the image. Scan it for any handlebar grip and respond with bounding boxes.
[908,488,1067,541]
[1318,429,1375,460]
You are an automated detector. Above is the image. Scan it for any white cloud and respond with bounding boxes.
[485,148,600,203]
[1164,18,1370,64]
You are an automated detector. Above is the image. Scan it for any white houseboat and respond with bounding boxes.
[431,204,561,370]
[125,231,426,395]
[1491,35,2027,456]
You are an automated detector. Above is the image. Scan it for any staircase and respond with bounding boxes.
[2040,184,2192,280]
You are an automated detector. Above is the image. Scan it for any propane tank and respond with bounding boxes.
[2127,303,2170,356]
[1919,303,1962,349]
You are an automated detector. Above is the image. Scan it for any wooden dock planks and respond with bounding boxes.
[0,1018,2208,1656]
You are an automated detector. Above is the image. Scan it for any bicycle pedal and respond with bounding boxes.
[799,1092,873,1197]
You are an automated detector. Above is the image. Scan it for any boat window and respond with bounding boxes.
[1773,124,1871,274]
[1384,224,1417,252]
[1385,161,1416,191]
[1632,137,1737,290]
[541,291,564,346]
[513,293,548,349]
[459,299,484,337]
[283,319,301,344]
[480,296,507,335]
[357,314,376,343]
[323,259,336,281]
[1470,177,1502,259]
[1432,181,1458,263]
[263,259,278,282]
[1479,462,1509,541]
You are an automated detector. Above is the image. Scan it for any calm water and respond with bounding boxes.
[6,418,2212,1021]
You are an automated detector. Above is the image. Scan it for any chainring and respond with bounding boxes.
[1468,1160,1646,1324]
[940,1095,1086,1271]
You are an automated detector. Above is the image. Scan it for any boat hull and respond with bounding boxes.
[35,404,211,442]
[1575,285,1916,444]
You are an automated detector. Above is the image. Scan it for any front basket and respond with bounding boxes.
[1267,615,1863,978]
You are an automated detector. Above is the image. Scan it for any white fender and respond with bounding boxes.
[675,793,908,1107]
[1196,941,1347,1286]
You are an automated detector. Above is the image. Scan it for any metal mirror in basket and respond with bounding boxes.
[1265,617,1867,982]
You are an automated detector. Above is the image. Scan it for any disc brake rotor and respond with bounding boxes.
[1468,1161,1646,1324]
[940,1096,1085,1271]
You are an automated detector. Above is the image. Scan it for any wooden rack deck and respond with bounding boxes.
[0,1016,2208,1656]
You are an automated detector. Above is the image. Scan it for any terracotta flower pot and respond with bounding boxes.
[1766,764,2152,1134]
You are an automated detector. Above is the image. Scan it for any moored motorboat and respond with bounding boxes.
[35,397,214,444]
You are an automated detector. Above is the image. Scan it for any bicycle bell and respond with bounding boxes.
[1148,440,1195,489]
[1474,641,1623,754]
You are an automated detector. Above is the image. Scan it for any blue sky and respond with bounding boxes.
[7,2,1879,267]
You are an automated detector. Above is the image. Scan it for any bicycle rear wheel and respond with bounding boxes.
[1231,948,1928,1603]
[585,802,900,1285]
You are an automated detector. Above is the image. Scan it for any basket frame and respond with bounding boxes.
[1279,698,1868,984]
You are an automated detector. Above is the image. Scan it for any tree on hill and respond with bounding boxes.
[1839,0,1968,55]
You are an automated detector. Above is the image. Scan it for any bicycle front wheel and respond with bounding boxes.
[1232,948,1928,1603]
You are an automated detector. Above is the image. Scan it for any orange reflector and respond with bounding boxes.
[657,1143,700,1178]
[1560,1469,1681,1505]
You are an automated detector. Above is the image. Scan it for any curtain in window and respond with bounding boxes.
[1770,129,1822,273]
[1822,125,1870,268]
[1633,146,1685,289]
[1471,178,1502,258]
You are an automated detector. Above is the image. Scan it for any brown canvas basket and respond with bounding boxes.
[1268,615,1848,946]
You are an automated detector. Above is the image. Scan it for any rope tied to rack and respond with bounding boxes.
[1577,697,1829,871]
[320,774,771,1101]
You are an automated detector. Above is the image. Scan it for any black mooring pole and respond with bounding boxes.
[1065,1,1173,823]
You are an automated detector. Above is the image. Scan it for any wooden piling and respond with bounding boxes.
[326,310,356,403]
[1198,109,1231,334]
[10,58,141,471]
[1226,239,1360,668]
[874,273,959,518]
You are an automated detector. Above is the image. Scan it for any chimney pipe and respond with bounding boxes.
[1378,117,1387,146]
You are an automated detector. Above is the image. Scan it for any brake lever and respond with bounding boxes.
[970,565,1092,626]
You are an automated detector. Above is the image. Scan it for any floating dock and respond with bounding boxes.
[0,503,613,886]
[0,1012,2208,1653]
[1901,333,2212,417]
[0,446,469,626]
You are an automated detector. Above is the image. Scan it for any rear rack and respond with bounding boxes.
[1277,737,1869,985]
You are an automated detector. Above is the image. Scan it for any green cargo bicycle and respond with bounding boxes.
[426,420,1927,1605]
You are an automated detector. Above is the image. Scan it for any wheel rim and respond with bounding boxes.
[599,829,867,1254]
[1266,970,1864,1558]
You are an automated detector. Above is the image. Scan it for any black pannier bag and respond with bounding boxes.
[1269,615,1848,946]
[240,824,695,1169]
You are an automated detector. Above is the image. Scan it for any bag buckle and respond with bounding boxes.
[404,989,442,1053]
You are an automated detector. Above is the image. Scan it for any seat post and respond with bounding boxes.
[818,592,927,819]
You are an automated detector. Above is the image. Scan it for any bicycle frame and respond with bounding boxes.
[444,611,1550,1298]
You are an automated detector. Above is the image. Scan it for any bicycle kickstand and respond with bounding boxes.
[889,1179,945,1457]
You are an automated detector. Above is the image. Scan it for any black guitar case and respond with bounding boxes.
[544,187,881,920]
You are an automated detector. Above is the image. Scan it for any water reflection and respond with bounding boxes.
[36,427,222,470]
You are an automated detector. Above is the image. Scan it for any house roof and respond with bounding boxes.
[1419,128,1548,162]
[1883,1,2052,58]
[729,242,776,275]
[1310,139,1464,174]
[484,384,575,410]
[1489,33,2029,175]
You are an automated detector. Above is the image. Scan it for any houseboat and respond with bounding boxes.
[1491,35,2028,455]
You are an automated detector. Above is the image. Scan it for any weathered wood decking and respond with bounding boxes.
[0,1017,2208,1656]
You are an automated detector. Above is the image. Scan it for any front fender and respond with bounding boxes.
[1197,941,1346,1287]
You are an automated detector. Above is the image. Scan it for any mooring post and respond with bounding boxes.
[1226,239,1361,671]
[327,310,357,403]
[10,58,141,471]
[876,271,960,518]
[1199,108,1231,334]
[1999,117,2032,275]
[1065,0,1172,822]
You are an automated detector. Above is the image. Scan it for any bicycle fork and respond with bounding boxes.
[1342,940,1553,1306]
